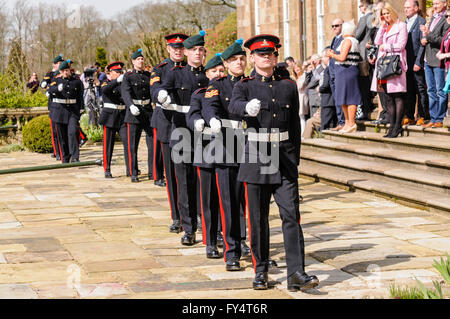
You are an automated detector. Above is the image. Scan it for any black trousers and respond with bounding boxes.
[216,166,243,261]
[174,161,198,234]
[126,123,154,178]
[147,128,164,180]
[50,118,60,158]
[55,116,80,163]
[161,142,180,221]
[358,75,374,117]
[79,128,87,141]
[381,84,406,130]
[321,106,337,130]
[196,167,220,246]
[102,124,129,175]
[405,69,430,120]
[244,176,305,277]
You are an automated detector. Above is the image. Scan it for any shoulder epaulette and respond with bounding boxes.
[282,78,296,84]
[213,75,227,82]
[194,88,206,95]
[171,65,185,71]
[156,61,168,69]
[241,76,254,83]
[50,82,56,86]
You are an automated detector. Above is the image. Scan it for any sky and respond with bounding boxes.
[3,0,148,18]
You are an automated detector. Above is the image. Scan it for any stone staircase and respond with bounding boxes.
[300,121,450,214]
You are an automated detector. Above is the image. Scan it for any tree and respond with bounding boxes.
[7,38,29,89]
[205,11,237,60]
[95,47,108,70]
[201,0,236,9]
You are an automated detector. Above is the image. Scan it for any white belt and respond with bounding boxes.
[221,119,247,129]
[247,131,289,142]
[53,98,77,104]
[133,99,151,106]
[103,103,125,110]
[156,103,190,113]
[200,127,213,135]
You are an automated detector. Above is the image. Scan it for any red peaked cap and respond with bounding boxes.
[244,34,280,53]
[107,61,124,71]
[165,33,189,47]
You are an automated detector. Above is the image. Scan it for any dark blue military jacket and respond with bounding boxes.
[121,69,152,128]
[98,79,125,129]
[229,72,301,185]
[42,70,56,119]
[48,75,84,124]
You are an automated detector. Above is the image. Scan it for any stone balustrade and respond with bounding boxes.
[0,107,48,145]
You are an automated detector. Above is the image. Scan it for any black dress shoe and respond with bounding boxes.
[71,159,80,163]
[131,176,140,183]
[104,171,113,179]
[241,240,251,257]
[169,220,182,233]
[287,271,319,292]
[268,259,278,268]
[206,245,220,259]
[253,272,268,290]
[226,258,241,271]
[154,179,166,187]
[181,232,196,245]
[217,232,224,248]
[79,138,88,148]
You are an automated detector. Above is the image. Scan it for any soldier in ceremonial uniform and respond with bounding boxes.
[121,49,154,183]
[98,61,130,178]
[202,39,252,271]
[157,31,209,245]
[48,60,84,163]
[42,54,64,161]
[229,34,319,291]
[187,53,225,258]
[150,33,188,233]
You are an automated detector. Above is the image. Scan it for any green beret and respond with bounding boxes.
[183,30,206,49]
[131,49,144,60]
[58,61,70,70]
[221,38,246,61]
[205,53,223,71]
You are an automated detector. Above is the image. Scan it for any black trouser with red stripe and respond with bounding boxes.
[79,128,87,142]
[126,123,154,178]
[216,166,243,261]
[196,167,219,246]
[174,162,198,234]
[55,117,80,163]
[244,175,305,277]
[147,128,164,180]
[103,124,129,175]
[161,142,179,221]
[50,118,60,158]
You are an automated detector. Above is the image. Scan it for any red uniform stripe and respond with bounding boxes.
[127,123,133,176]
[196,167,207,245]
[153,128,157,181]
[216,172,230,262]
[49,118,56,156]
[103,126,107,172]
[244,182,257,272]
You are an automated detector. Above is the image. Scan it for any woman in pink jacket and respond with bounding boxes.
[369,3,408,138]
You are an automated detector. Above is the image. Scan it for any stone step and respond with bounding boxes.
[299,161,450,214]
[300,151,450,195]
[302,138,450,176]
[357,120,450,138]
[322,130,450,156]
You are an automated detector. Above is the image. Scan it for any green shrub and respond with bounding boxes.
[80,113,103,142]
[0,144,24,153]
[22,115,53,153]
[0,73,48,109]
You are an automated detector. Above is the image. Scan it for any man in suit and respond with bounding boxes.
[404,0,429,126]
[319,49,336,131]
[421,0,449,128]
[356,1,375,121]
[305,54,323,118]
[329,18,345,131]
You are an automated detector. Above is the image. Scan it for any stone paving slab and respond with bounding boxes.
[0,144,448,299]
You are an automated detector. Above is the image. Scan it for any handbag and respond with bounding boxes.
[376,54,402,80]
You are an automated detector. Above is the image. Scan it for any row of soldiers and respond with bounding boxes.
[43,32,319,291]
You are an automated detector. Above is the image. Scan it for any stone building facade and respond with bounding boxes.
[236,0,427,61]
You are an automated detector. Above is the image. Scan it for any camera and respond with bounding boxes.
[83,67,97,80]
[367,45,378,60]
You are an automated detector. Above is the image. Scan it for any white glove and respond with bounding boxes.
[209,118,222,134]
[41,81,47,88]
[58,83,64,92]
[158,90,169,104]
[117,74,124,83]
[245,99,261,117]
[45,92,50,98]
[130,104,140,116]
[194,119,205,132]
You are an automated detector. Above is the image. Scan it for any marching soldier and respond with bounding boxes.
[121,49,155,183]
[98,61,130,178]
[187,53,225,258]
[42,54,64,161]
[202,39,252,272]
[229,35,319,291]
[150,33,188,233]
[48,60,84,163]
[157,31,209,245]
